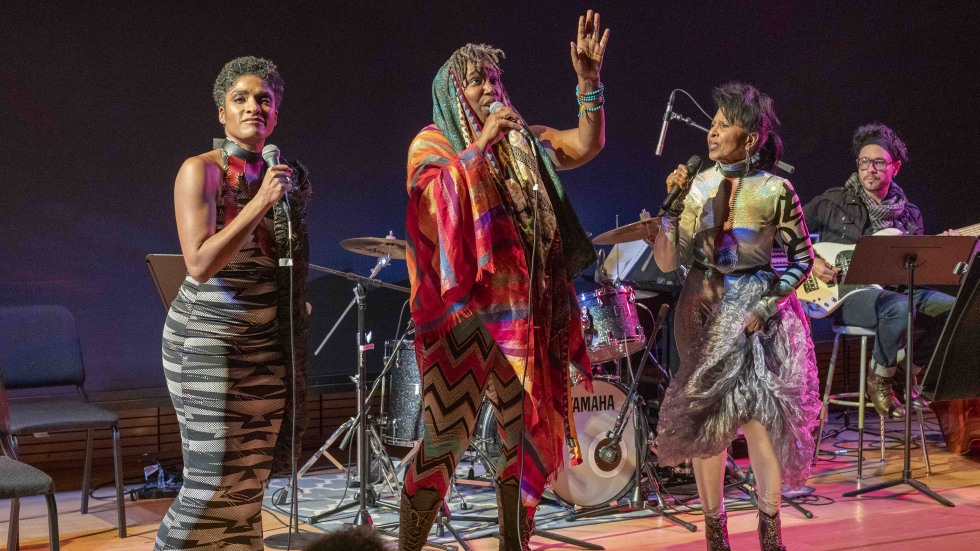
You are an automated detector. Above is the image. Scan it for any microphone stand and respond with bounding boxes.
[657,106,796,174]
[264,203,326,549]
[566,305,696,532]
[667,110,709,133]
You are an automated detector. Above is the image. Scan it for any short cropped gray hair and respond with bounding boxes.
[212,56,285,109]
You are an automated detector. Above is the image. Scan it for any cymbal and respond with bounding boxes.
[340,237,407,260]
[591,217,662,245]
[631,288,659,299]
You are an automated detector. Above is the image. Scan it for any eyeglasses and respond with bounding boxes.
[856,157,898,171]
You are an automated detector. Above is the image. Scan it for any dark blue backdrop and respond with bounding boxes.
[1,1,976,401]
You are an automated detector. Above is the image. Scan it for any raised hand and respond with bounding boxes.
[569,10,610,82]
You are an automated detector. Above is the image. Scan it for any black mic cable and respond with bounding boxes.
[263,143,300,547]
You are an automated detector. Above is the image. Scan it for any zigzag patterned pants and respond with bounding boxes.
[403,315,530,499]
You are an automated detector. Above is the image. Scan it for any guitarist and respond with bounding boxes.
[803,122,956,419]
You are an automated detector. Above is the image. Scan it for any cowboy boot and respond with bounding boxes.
[703,510,731,551]
[867,371,905,419]
[399,488,443,551]
[497,480,533,551]
[758,510,787,551]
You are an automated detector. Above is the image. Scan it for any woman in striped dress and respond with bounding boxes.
[156,56,311,551]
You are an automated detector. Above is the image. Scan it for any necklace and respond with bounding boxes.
[220,138,262,164]
[726,176,744,227]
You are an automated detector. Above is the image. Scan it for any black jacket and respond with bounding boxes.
[803,185,923,245]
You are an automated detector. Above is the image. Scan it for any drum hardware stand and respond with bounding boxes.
[566,305,696,532]
[307,261,480,549]
[277,260,410,531]
[464,438,499,481]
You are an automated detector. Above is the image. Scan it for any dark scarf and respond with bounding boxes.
[844,172,911,233]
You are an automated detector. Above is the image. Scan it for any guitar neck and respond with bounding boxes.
[953,222,980,237]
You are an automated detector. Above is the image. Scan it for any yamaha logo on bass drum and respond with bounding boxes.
[572,393,617,413]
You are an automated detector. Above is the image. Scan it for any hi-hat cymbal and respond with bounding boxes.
[340,237,407,260]
[591,217,662,245]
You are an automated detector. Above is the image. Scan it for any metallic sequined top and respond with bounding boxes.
[659,165,813,291]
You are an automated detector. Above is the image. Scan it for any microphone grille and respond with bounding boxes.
[488,101,505,114]
[261,144,280,164]
[686,155,702,172]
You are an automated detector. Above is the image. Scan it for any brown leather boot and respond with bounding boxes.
[703,510,731,551]
[399,488,443,551]
[758,510,787,551]
[497,480,533,551]
[867,371,905,419]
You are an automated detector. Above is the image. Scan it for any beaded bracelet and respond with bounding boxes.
[576,82,604,101]
[576,82,604,117]
[578,100,604,117]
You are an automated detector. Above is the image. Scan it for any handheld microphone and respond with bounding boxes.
[654,91,676,156]
[261,143,280,168]
[488,101,535,143]
[261,144,289,207]
[659,155,702,214]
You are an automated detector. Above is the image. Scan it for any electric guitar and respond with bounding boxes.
[797,223,980,318]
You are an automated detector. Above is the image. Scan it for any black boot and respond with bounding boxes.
[867,371,905,419]
[399,488,443,551]
[497,479,533,551]
[703,510,731,551]
[758,510,787,551]
[896,372,930,411]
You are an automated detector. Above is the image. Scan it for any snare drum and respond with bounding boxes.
[549,379,645,508]
[383,340,425,447]
[579,285,645,363]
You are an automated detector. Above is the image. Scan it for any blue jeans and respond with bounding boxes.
[834,286,954,368]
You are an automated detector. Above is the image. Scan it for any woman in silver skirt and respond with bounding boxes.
[653,82,820,551]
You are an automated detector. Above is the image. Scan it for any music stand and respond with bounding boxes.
[145,254,188,309]
[840,235,975,507]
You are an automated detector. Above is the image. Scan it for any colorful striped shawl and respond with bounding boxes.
[406,124,592,497]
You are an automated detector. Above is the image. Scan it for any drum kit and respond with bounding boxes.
[286,213,696,544]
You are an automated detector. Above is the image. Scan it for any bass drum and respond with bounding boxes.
[549,379,644,508]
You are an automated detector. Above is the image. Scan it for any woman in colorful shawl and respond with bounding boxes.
[400,11,610,551]
[653,82,820,551]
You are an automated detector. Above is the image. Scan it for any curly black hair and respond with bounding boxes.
[212,56,285,109]
[712,81,783,170]
[851,122,908,163]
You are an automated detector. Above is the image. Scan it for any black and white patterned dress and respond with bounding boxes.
[156,151,287,551]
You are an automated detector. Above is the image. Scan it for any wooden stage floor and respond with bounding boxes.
[3,414,980,550]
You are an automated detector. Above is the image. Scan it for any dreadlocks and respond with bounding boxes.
[449,43,506,80]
